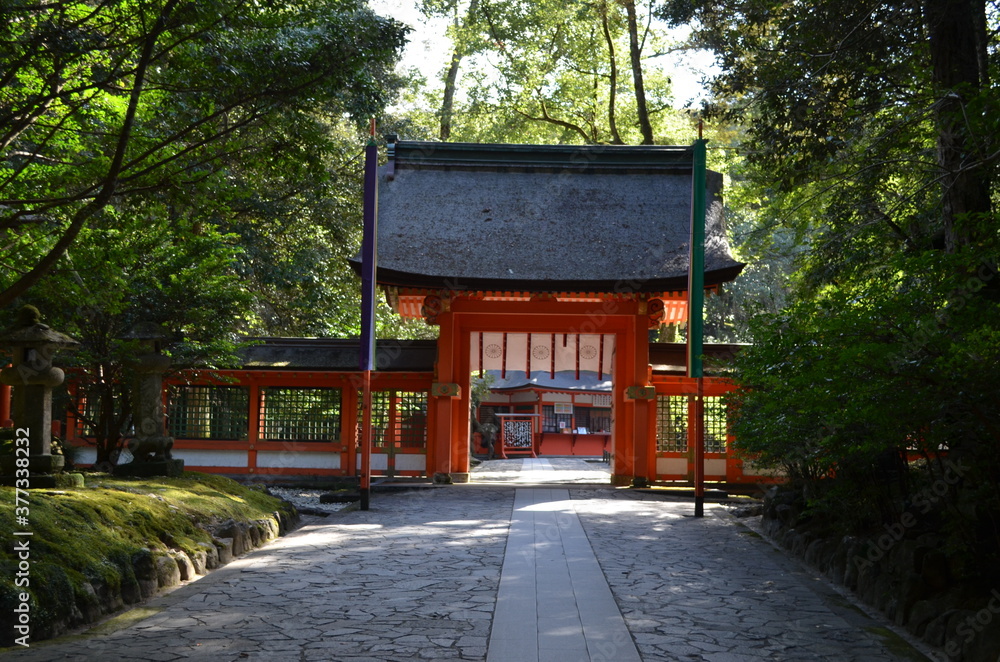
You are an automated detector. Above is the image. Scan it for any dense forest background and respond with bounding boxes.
[2,0,999,583]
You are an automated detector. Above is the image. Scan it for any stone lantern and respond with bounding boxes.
[114,321,182,477]
[0,305,79,475]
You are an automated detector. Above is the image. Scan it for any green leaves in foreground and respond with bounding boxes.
[727,248,1000,572]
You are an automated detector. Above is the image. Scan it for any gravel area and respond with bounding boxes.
[267,486,353,515]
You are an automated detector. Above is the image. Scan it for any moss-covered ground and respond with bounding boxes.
[0,472,294,645]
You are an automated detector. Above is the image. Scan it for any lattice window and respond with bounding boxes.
[168,386,249,440]
[395,390,428,449]
[571,406,611,433]
[590,407,612,433]
[541,405,559,432]
[357,390,428,449]
[359,390,391,448]
[705,396,728,453]
[656,395,687,452]
[260,387,341,443]
[73,384,133,439]
[656,395,728,453]
[573,406,590,431]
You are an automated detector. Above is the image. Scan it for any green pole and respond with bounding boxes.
[687,138,707,517]
[688,138,706,378]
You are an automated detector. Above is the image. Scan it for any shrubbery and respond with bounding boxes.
[728,248,1000,581]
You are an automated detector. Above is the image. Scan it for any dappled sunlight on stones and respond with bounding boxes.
[2,465,932,661]
[571,490,919,661]
[472,457,612,484]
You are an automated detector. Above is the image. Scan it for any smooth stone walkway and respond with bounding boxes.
[472,456,612,484]
[5,459,932,662]
[488,487,641,662]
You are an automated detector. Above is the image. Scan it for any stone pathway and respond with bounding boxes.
[488,487,640,662]
[472,457,611,484]
[7,460,932,661]
[574,488,927,662]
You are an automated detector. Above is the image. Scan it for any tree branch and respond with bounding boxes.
[515,99,593,143]
[0,0,180,308]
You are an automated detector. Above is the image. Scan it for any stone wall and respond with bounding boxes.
[25,508,299,642]
[758,490,1000,662]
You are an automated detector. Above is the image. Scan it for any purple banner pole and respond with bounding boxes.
[359,121,378,511]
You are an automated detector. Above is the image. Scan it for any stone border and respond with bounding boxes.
[723,508,945,662]
[5,507,299,645]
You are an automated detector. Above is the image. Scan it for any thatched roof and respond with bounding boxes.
[358,140,744,293]
[240,338,436,371]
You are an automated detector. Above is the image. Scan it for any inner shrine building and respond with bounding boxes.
[362,138,744,485]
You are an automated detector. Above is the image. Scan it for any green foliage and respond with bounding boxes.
[680,0,1000,575]
[0,0,408,306]
[15,208,253,461]
[412,0,698,144]
[666,0,998,278]
[0,2,420,456]
[728,247,1000,572]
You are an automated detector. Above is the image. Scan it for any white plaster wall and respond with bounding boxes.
[174,449,249,468]
[394,454,426,471]
[356,454,389,471]
[706,458,727,476]
[656,457,688,475]
[256,450,340,470]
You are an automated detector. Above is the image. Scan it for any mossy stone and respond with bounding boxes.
[154,554,181,588]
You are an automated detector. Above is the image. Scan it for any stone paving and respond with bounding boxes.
[7,458,934,662]
[471,457,611,485]
[574,488,928,662]
[488,487,641,662]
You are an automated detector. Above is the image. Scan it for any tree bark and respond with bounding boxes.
[622,0,654,144]
[439,0,480,141]
[923,0,991,252]
[600,1,624,144]
[440,49,463,141]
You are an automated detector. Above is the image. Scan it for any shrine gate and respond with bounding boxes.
[359,139,744,486]
[55,139,765,487]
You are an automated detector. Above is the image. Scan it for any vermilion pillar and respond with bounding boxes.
[430,310,455,481]
[630,312,652,485]
[449,319,471,482]
[612,312,654,486]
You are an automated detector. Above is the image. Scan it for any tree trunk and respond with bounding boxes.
[600,1,624,144]
[923,0,991,251]
[440,49,463,141]
[439,0,480,141]
[622,0,654,144]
